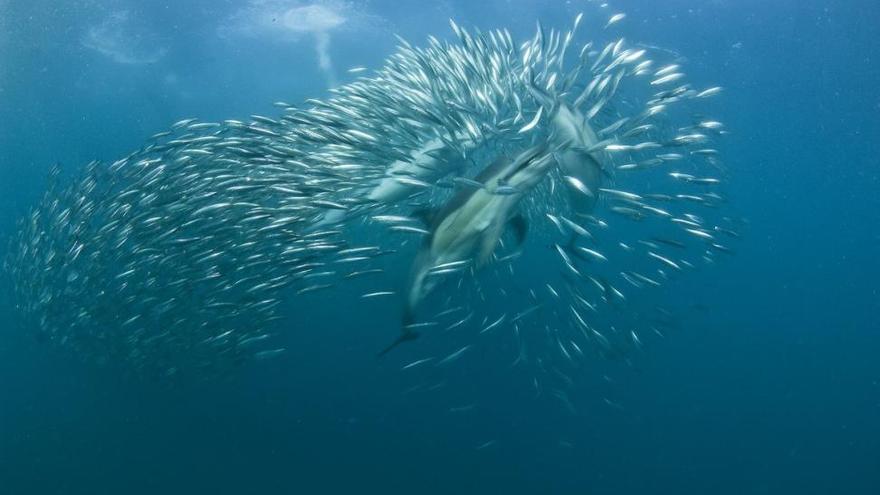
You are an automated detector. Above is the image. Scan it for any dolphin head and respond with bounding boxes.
[491,144,556,192]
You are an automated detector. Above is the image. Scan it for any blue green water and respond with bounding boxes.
[1,1,878,493]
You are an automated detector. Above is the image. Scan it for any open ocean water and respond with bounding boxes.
[0,1,878,494]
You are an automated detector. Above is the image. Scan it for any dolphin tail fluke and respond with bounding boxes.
[377,329,420,358]
[376,309,420,358]
[402,305,415,328]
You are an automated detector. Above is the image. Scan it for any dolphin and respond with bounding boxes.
[550,103,606,217]
[367,137,472,204]
[378,144,556,356]
[524,75,606,218]
[313,137,473,228]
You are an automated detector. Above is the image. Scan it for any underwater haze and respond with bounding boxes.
[1,0,879,494]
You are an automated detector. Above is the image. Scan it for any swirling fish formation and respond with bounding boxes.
[5,14,738,379]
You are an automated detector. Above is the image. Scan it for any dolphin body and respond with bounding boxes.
[378,144,556,356]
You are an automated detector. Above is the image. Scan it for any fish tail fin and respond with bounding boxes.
[565,233,578,252]
[526,74,556,111]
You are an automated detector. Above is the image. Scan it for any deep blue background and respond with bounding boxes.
[1,1,878,494]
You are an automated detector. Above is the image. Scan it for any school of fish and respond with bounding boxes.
[4,13,739,379]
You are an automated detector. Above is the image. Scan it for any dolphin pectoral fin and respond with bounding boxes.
[509,213,529,248]
[477,214,528,266]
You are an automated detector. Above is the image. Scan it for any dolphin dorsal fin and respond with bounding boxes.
[411,206,438,227]
[509,213,528,247]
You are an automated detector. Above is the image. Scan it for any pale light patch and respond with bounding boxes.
[220,0,378,89]
[81,10,167,65]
